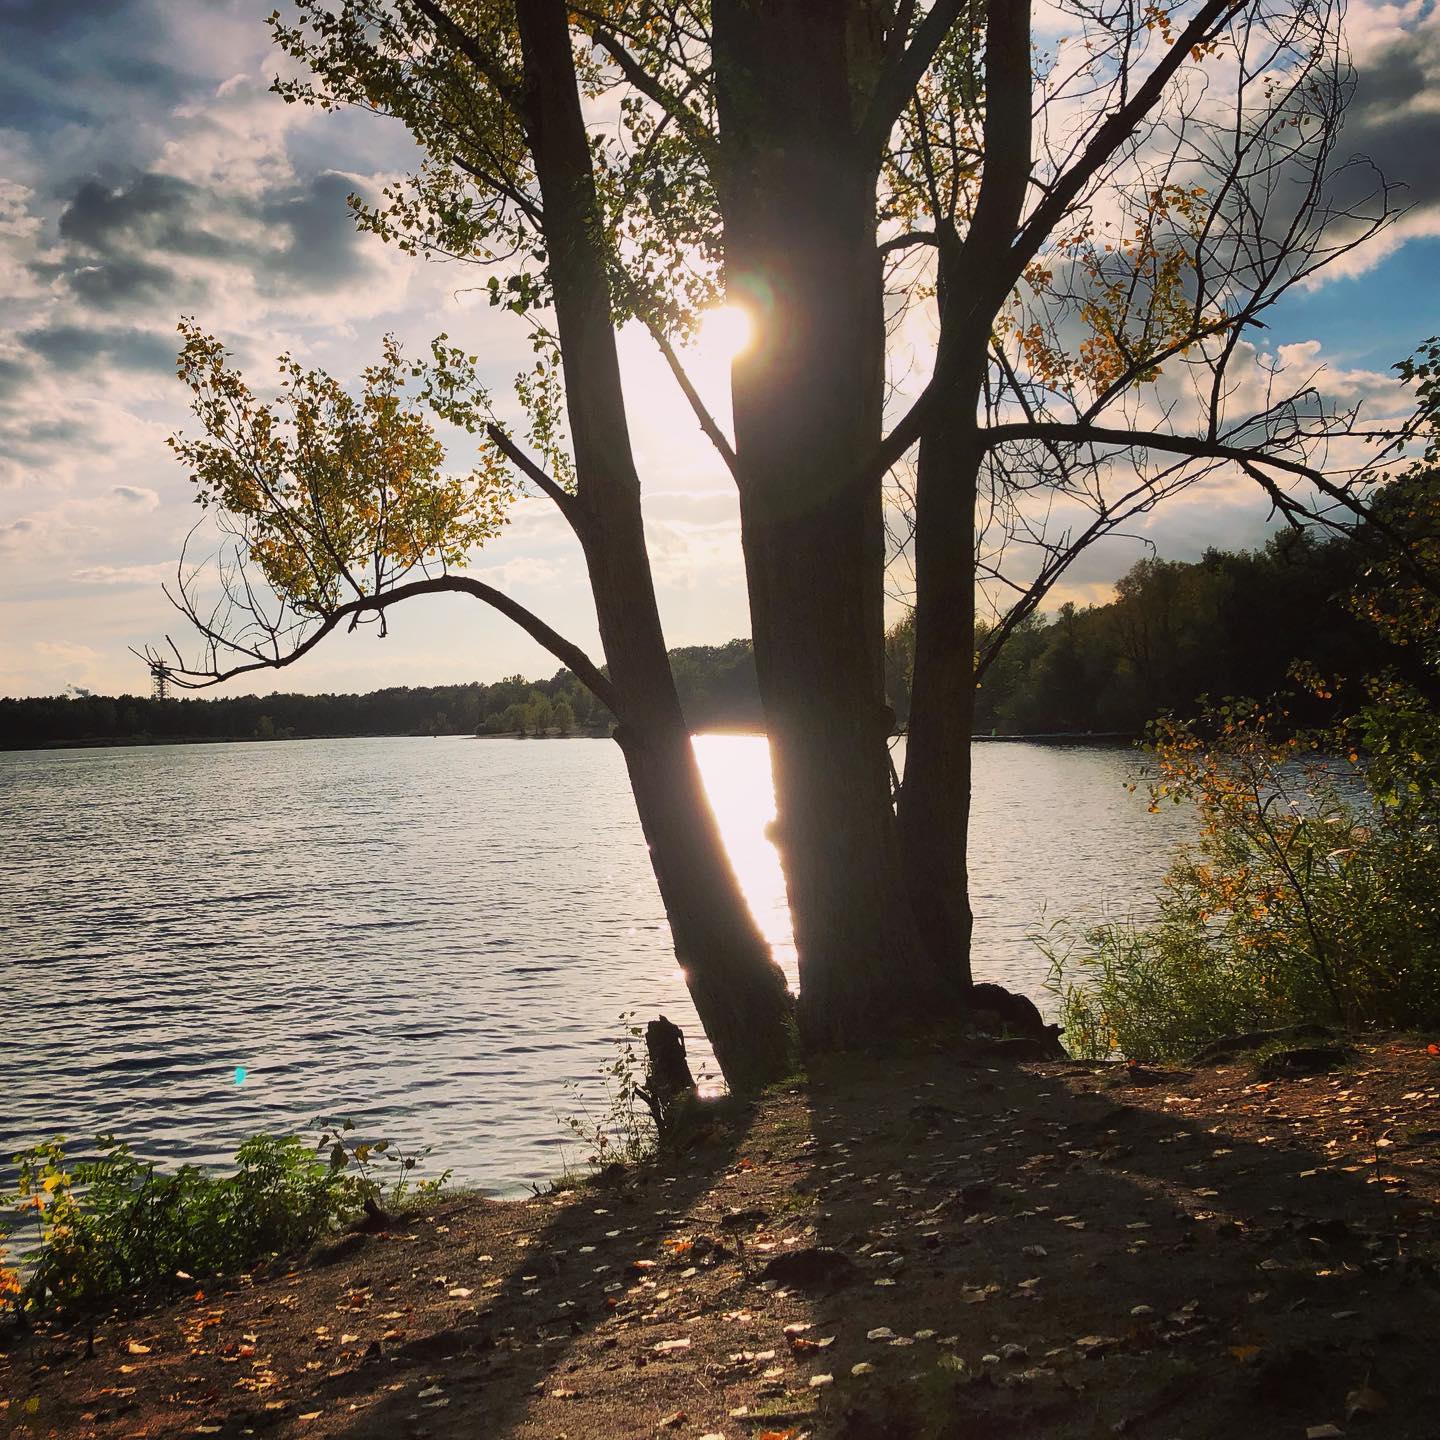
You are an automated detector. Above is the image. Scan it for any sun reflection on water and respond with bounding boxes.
[690,733,797,989]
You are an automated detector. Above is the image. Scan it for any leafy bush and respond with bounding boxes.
[4,1123,447,1320]
[1046,694,1440,1062]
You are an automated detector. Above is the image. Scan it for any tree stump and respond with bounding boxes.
[637,1014,696,1136]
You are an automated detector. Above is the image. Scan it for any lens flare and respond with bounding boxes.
[699,302,754,361]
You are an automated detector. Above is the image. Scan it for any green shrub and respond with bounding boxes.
[5,1123,448,1320]
[1045,695,1440,1062]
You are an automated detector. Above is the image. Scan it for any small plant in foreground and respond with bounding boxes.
[558,1012,659,1174]
[312,1117,452,1209]
[5,1123,448,1321]
[0,1237,20,1320]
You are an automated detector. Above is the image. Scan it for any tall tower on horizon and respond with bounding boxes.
[149,662,171,702]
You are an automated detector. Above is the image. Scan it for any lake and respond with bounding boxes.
[0,735,1188,1194]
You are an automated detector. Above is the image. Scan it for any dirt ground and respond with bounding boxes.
[4,1035,1439,1440]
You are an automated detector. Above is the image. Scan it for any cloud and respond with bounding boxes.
[19,324,176,374]
[109,485,159,508]
[474,556,563,589]
[32,166,386,320]
[0,517,40,551]
[70,561,172,586]
[33,640,101,662]
[0,354,34,399]
[1303,5,1440,276]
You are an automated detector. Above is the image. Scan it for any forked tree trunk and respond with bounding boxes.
[518,0,793,1090]
[713,0,956,1049]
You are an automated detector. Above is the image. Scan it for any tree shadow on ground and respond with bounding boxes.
[21,1036,1434,1439]
[329,1098,764,1439]
[802,1043,1440,1439]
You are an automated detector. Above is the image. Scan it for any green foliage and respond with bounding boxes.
[312,1117,452,1209]
[4,1125,447,1320]
[558,1013,658,1176]
[1046,695,1440,1062]
[883,530,1425,735]
[170,323,512,616]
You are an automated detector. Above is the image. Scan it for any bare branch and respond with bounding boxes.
[587,25,719,169]
[485,423,586,532]
[144,573,617,712]
[877,229,940,257]
[644,323,739,477]
[977,420,1332,486]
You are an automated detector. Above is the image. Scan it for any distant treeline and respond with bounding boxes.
[2,532,1420,751]
[0,639,761,751]
[886,528,1425,736]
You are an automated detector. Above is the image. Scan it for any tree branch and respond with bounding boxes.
[588,25,719,169]
[868,0,1240,479]
[877,229,940,257]
[977,419,1440,599]
[644,323,739,477]
[859,0,970,155]
[147,575,617,712]
[958,0,1032,271]
[1009,0,1238,273]
[485,423,586,534]
[977,420,1328,484]
[409,0,525,114]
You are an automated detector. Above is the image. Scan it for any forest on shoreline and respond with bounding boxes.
[2,529,1427,752]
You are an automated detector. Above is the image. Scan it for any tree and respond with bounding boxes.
[552,697,575,735]
[147,1,1410,1071]
[889,0,1398,978]
[524,690,554,735]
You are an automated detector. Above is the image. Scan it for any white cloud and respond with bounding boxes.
[70,561,173,587]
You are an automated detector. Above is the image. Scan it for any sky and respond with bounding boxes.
[2,0,1440,700]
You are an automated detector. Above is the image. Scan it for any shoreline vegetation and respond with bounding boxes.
[4,1036,1438,1438]
[6,534,1432,754]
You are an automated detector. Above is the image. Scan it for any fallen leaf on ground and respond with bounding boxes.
[1346,1386,1388,1420]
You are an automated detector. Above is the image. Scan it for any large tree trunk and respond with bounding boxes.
[713,1,955,1049]
[518,0,793,1090]
[897,423,980,984]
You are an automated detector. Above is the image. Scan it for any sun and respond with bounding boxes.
[697,302,754,362]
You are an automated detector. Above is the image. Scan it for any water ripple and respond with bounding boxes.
[0,734,1186,1194]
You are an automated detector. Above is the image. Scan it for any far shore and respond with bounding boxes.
[11,727,1140,753]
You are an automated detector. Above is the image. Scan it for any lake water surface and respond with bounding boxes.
[1,735,1187,1193]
